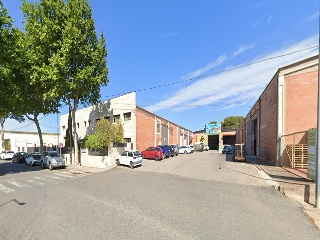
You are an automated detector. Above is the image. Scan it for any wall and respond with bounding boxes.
[60,92,137,151]
[0,131,59,153]
[136,107,192,151]
[259,75,278,162]
[284,69,318,142]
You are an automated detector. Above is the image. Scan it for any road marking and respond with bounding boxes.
[54,173,76,178]
[44,175,65,180]
[0,184,15,193]
[7,180,30,188]
[23,179,44,186]
[34,176,56,182]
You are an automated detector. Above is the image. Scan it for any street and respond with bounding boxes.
[1,151,320,240]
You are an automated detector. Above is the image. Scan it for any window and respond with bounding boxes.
[124,138,131,143]
[157,120,161,133]
[113,114,120,122]
[77,123,79,128]
[124,112,131,121]
[84,121,87,127]
[104,116,110,121]
[88,120,91,126]
[96,118,100,123]
[62,126,66,131]
[128,152,133,157]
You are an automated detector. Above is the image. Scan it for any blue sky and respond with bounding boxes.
[2,0,320,133]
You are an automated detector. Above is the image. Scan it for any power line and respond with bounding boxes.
[10,45,319,131]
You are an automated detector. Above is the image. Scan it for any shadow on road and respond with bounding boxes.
[0,160,43,176]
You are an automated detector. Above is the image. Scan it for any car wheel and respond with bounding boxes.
[184,150,187,154]
[48,162,53,170]
[155,155,159,161]
[141,154,145,159]
[130,161,134,169]
[116,159,120,166]
[41,162,45,169]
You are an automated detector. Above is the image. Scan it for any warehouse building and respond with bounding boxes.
[60,92,193,165]
[236,55,318,168]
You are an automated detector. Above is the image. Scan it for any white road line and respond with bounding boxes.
[54,173,76,178]
[7,180,30,188]
[23,179,45,186]
[44,175,65,180]
[0,184,15,193]
[34,176,56,182]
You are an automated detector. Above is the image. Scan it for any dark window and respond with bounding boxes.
[124,112,131,121]
[113,115,120,122]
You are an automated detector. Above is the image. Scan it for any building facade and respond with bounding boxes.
[1,131,59,153]
[60,92,193,155]
[236,55,318,166]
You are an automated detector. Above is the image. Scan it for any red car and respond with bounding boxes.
[141,147,164,161]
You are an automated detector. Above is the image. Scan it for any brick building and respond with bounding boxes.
[236,55,318,166]
[60,92,192,155]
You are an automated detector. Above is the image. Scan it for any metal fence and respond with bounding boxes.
[280,131,308,169]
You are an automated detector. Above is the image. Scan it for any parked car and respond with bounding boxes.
[41,151,65,170]
[178,146,192,154]
[115,150,142,169]
[171,144,179,156]
[12,152,29,163]
[157,145,171,158]
[193,142,204,152]
[1,150,15,160]
[222,145,233,154]
[188,145,194,153]
[25,152,42,166]
[164,145,175,157]
[141,147,164,161]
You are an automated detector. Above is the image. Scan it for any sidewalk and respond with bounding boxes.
[64,164,116,174]
[246,156,320,230]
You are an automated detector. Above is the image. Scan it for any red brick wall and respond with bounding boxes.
[259,77,278,162]
[285,70,318,142]
[136,108,156,152]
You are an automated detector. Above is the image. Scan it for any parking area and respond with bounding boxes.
[134,150,269,187]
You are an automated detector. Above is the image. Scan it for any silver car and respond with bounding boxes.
[41,151,65,170]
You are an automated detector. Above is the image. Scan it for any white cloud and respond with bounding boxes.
[183,54,227,79]
[146,35,318,113]
[232,44,254,58]
[267,15,274,23]
[299,12,319,24]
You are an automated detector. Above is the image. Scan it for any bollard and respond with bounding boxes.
[304,184,310,203]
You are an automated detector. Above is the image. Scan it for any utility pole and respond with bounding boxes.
[316,7,320,209]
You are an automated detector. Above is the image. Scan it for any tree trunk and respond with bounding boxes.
[26,113,43,153]
[1,118,5,151]
[71,105,79,166]
[68,106,73,164]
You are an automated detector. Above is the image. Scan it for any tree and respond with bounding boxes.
[21,0,65,154]
[222,116,244,129]
[51,0,108,166]
[0,1,26,149]
[85,118,123,150]
[209,121,217,124]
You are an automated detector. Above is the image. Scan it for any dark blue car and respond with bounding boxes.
[157,145,171,158]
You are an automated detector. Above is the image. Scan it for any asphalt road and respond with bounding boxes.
[0,151,320,240]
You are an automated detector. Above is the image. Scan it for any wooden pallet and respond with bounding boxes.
[285,144,308,169]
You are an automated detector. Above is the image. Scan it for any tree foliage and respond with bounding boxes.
[85,118,124,150]
[0,1,26,149]
[222,116,244,129]
[20,0,65,153]
[49,0,109,165]
[209,121,217,124]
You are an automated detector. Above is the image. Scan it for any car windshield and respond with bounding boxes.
[48,152,60,157]
[134,151,141,156]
